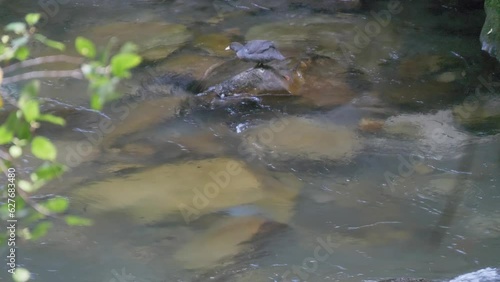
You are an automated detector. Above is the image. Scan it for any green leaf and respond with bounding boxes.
[12,268,30,282]
[9,145,22,158]
[20,80,40,99]
[18,180,33,192]
[16,122,31,140]
[44,197,68,213]
[34,34,65,51]
[65,215,93,226]
[38,114,66,126]
[30,221,52,240]
[14,46,30,60]
[0,126,14,145]
[90,93,103,110]
[110,53,141,78]
[31,136,57,161]
[0,112,18,145]
[119,42,138,54]
[75,36,96,58]
[21,100,40,122]
[5,22,26,34]
[31,163,65,182]
[25,13,41,26]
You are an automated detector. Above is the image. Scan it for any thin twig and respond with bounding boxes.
[17,188,57,219]
[2,55,84,74]
[2,69,84,84]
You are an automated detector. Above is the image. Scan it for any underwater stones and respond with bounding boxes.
[359,118,385,133]
[289,0,361,12]
[102,95,188,148]
[291,56,357,108]
[253,172,302,223]
[72,158,264,223]
[193,33,232,56]
[380,54,467,109]
[245,15,351,51]
[383,110,470,156]
[398,54,465,81]
[243,116,362,162]
[83,22,191,61]
[452,96,500,133]
[380,80,458,110]
[156,53,224,80]
[245,14,400,72]
[481,0,500,62]
[464,213,500,239]
[174,216,266,269]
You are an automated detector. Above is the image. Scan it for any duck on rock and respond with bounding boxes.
[225,40,286,68]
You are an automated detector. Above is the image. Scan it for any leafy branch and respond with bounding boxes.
[0,13,142,282]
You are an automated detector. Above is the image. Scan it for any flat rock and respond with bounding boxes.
[72,158,264,223]
[242,116,363,162]
[174,216,266,269]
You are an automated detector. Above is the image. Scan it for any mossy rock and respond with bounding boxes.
[481,0,500,62]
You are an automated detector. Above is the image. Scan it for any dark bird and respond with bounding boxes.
[225,40,286,68]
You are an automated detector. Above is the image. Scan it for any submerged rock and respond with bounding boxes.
[174,216,271,269]
[289,0,361,12]
[463,213,500,239]
[380,54,466,110]
[101,95,188,148]
[453,95,500,133]
[72,158,301,224]
[83,22,191,61]
[156,53,225,80]
[72,158,264,223]
[193,33,232,57]
[245,15,401,72]
[242,116,363,162]
[291,56,358,108]
[382,110,471,157]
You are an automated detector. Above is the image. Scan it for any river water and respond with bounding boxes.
[2,0,499,281]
